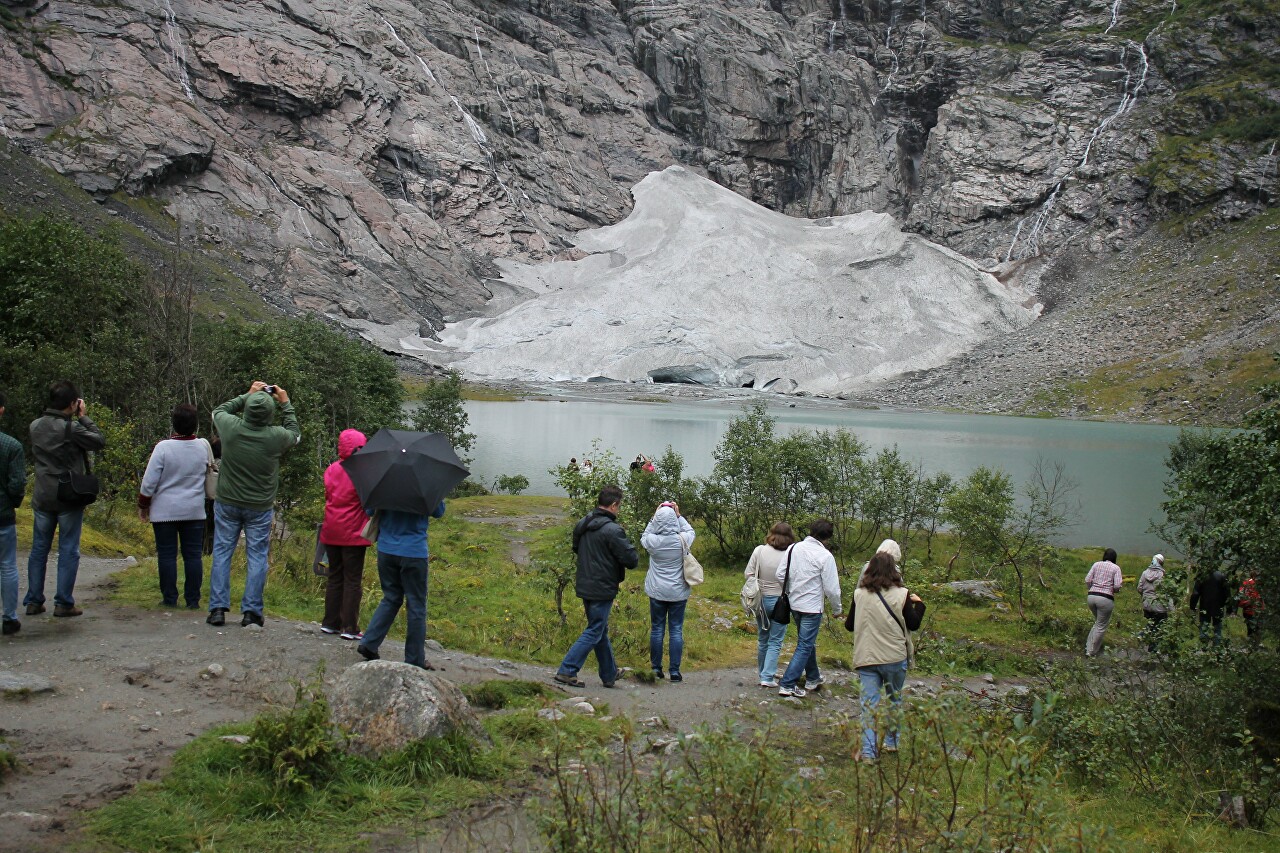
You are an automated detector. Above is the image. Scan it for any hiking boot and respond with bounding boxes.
[804,677,824,692]
[652,668,665,680]
[25,603,45,615]
[357,644,380,661]
[778,685,807,698]
[241,611,264,628]
[602,679,617,688]
[53,605,83,617]
[206,608,226,627]
[2,618,19,636]
[553,672,585,688]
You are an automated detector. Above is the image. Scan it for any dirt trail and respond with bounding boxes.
[0,553,1025,852]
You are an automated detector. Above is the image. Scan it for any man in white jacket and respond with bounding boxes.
[776,518,843,698]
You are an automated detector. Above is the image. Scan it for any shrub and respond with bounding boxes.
[494,473,530,495]
[245,675,340,795]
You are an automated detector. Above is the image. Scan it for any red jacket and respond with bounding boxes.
[321,429,370,547]
[1239,578,1263,617]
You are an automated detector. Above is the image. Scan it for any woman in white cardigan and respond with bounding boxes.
[138,404,210,608]
[846,551,925,762]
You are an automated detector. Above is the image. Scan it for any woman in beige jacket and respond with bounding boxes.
[846,552,925,761]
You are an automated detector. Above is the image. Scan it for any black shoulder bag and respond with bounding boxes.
[769,545,797,625]
[56,419,100,507]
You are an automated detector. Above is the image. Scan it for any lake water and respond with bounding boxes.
[463,397,1190,555]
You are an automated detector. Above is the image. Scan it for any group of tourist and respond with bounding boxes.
[552,486,924,762]
[1085,548,1261,656]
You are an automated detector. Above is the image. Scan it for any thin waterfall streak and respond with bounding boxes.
[159,0,195,102]
[1105,0,1122,34]
[474,26,517,138]
[1004,218,1026,263]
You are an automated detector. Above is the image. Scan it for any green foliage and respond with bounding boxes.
[245,674,340,796]
[493,473,530,495]
[461,679,556,709]
[1159,363,1280,633]
[410,370,476,462]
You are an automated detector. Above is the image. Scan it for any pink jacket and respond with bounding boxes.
[321,429,370,547]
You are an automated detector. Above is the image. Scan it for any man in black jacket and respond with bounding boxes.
[1191,568,1232,647]
[554,485,639,689]
[0,390,27,635]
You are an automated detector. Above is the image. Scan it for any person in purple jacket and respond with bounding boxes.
[1084,547,1124,657]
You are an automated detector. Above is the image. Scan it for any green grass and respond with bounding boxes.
[85,680,621,852]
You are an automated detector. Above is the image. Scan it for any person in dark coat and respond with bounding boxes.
[1190,568,1232,647]
[554,485,638,689]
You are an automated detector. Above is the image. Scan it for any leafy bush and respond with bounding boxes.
[245,676,340,795]
[461,679,555,709]
[494,473,530,495]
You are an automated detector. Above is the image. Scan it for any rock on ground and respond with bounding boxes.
[329,661,486,755]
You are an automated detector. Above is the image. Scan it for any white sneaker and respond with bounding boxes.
[778,685,807,698]
[320,626,339,635]
[760,680,779,688]
[804,677,824,691]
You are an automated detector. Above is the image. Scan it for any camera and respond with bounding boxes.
[264,385,277,395]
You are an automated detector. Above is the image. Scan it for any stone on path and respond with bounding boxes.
[0,672,55,695]
[945,580,1002,601]
[330,661,486,755]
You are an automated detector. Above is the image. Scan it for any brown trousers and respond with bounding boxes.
[322,544,368,633]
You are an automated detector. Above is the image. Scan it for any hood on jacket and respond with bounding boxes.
[244,392,277,427]
[583,507,617,533]
[876,539,902,565]
[649,505,680,535]
[338,429,367,460]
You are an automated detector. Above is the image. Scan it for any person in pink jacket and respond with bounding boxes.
[320,429,371,640]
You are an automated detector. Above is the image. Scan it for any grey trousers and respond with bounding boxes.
[1086,594,1115,657]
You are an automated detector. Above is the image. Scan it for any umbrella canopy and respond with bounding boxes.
[340,429,470,516]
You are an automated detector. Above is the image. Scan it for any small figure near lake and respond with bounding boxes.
[743,521,795,688]
[1191,567,1232,647]
[0,390,26,636]
[1084,547,1123,657]
[775,518,843,698]
[138,403,210,609]
[554,485,638,689]
[207,382,300,629]
[641,501,695,682]
[25,380,105,619]
[1138,553,1171,653]
[847,551,926,762]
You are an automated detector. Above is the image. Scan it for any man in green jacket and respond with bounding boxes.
[207,381,300,628]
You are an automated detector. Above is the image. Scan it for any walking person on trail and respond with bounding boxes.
[1084,548,1123,657]
[320,429,372,641]
[138,403,210,609]
[1237,576,1263,640]
[857,538,902,584]
[775,518,843,698]
[207,381,300,629]
[744,521,795,688]
[356,499,446,668]
[1190,567,1232,647]
[25,380,105,619]
[846,551,926,762]
[641,501,695,682]
[1137,553,1172,652]
[554,485,638,689]
[0,390,26,635]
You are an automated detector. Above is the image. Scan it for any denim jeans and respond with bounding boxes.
[778,611,823,689]
[209,501,273,615]
[757,594,789,683]
[153,520,205,607]
[858,659,909,759]
[361,552,429,668]
[649,598,687,675]
[0,524,17,621]
[25,508,84,608]
[558,598,617,684]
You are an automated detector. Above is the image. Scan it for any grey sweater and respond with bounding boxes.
[140,438,209,522]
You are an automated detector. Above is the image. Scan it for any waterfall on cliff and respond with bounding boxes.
[158,0,195,102]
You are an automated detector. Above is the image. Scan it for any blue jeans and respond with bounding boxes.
[153,520,205,606]
[757,594,789,683]
[649,598,687,675]
[1,524,17,621]
[558,599,617,684]
[858,660,909,759]
[362,552,429,668]
[25,508,84,608]
[778,611,823,689]
[209,501,273,614]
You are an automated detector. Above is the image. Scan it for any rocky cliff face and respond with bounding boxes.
[0,0,1275,379]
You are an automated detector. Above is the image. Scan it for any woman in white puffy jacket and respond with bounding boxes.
[641,502,695,682]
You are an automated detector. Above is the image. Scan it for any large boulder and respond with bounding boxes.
[329,661,486,755]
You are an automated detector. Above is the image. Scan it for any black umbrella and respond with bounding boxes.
[340,429,470,515]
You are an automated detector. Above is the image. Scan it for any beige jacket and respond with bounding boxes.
[852,586,913,668]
